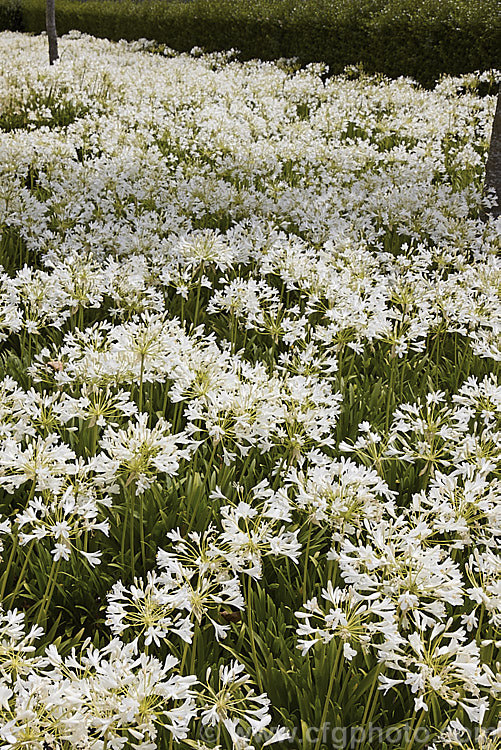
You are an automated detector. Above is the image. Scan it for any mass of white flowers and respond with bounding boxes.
[0,29,499,750]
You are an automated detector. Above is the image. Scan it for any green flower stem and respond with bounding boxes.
[179,632,192,676]
[120,507,128,572]
[358,665,382,745]
[454,337,472,390]
[139,490,146,573]
[230,311,237,353]
[337,661,350,707]
[326,557,339,588]
[272,455,287,491]
[405,709,426,750]
[130,486,136,579]
[302,523,312,603]
[189,624,198,676]
[138,353,145,413]
[38,558,61,625]
[239,450,255,485]
[4,540,35,607]
[187,442,218,533]
[313,643,343,750]
[0,530,19,602]
[476,605,485,646]
[89,423,99,458]
[246,575,264,693]
[192,271,204,328]
[171,401,181,434]
[385,356,397,433]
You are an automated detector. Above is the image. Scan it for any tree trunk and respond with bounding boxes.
[46,0,58,65]
[484,88,501,219]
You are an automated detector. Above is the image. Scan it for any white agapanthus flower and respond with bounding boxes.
[15,485,109,565]
[218,485,301,579]
[199,661,290,749]
[106,571,194,647]
[286,455,396,534]
[1,638,198,747]
[295,581,397,658]
[378,622,492,721]
[0,433,77,493]
[156,526,245,640]
[99,413,193,493]
[0,606,46,682]
[0,29,500,750]
[336,516,465,624]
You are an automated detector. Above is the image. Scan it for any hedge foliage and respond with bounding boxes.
[0,0,500,86]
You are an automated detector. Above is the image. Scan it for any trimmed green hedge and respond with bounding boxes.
[0,0,23,30]
[2,0,500,86]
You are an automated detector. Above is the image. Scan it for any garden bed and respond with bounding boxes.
[0,31,500,749]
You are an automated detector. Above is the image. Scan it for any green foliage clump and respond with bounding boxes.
[0,83,91,131]
[0,0,499,86]
[0,0,23,30]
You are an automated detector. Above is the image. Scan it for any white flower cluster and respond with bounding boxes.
[0,29,499,748]
[0,34,498,363]
[106,481,301,646]
[0,606,288,750]
[295,376,501,722]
